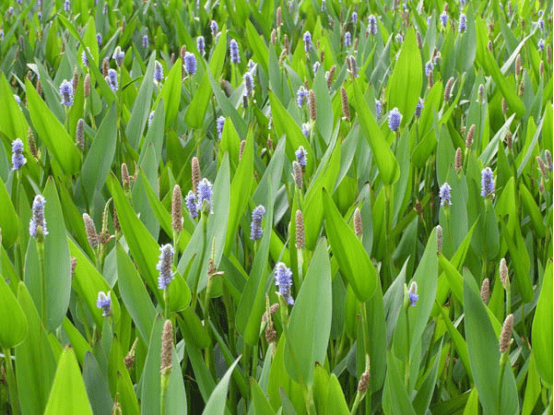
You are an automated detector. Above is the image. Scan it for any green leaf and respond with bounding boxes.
[154,59,182,127]
[531,260,552,387]
[386,27,423,128]
[62,318,92,366]
[25,80,81,175]
[0,72,28,141]
[383,351,417,415]
[353,79,400,185]
[116,244,156,342]
[250,378,276,415]
[323,189,377,302]
[0,276,27,348]
[325,374,350,415]
[44,348,93,415]
[80,104,117,197]
[284,239,332,386]
[201,357,241,415]
[0,177,20,249]
[126,54,157,149]
[15,282,57,415]
[245,21,269,74]
[82,352,113,415]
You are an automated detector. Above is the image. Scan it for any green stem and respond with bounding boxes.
[405,305,411,389]
[498,353,508,413]
[350,391,364,415]
[3,348,20,415]
[164,288,170,320]
[37,239,47,329]
[252,342,258,379]
[191,213,208,311]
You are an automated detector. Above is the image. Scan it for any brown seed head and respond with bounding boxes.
[295,209,305,249]
[487,40,493,52]
[537,156,548,177]
[113,206,120,232]
[540,60,544,76]
[83,213,99,248]
[180,45,187,60]
[121,163,130,190]
[172,185,183,233]
[73,68,79,93]
[102,58,109,78]
[354,208,363,238]
[518,80,524,97]
[444,77,455,101]
[341,86,350,120]
[416,31,422,49]
[276,6,282,27]
[293,161,303,188]
[320,48,325,63]
[515,54,522,76]
[271,29,277,45]
[436,225,443,252]
[262,303,280,322]
[265,322,277,344]
[499,258,508,287]
[161,320,173,372]
[455,147,463,174]
[28,128,38,158]
[70,257,77,280]
[192,157,201,194]
[309,90,317,120]
[76,119,85,151]
[481,278,490,303]
[547,44,552,64]
[466,124,476,148]
[326,65,336,88]
[505,131,513,150]
[502,98,508,115]
[357,372,370,393]
[428,70,434,88]
[84,73,91,97]
[499,314,514,353]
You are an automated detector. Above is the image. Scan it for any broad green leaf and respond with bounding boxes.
[201,357,241,415]
[386,27,423,128]
[154,59,182,127]
[0,177,20,249]
[250,378,276,415]
[325,374,350,415]
[0,72,28,141]
[383,351,417,415]
[323,189,377,301]
[0,276,27,348]
[531,260,553,387]
[62,318,92,366]
[44,348,93,415]
[82,352,113,415]
[16,282,57,415]
[25,80,81,175]
[245,21,269,74]
[353,79,400,185]
[284,239,332,385]
[116,244,156,342]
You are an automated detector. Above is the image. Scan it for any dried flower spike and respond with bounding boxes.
[161,320,173,374]
[83,213,99,248]
[76,119,85,151]
[455,148,463,174]
[481,278,490,303]
[354,208,363,238]
[172,185,183,233]
[499,314,514,353]
[309,90,317,120]
[436,225,443,252]
[466,124,475,148]
[191,157,201,195]
[499,258,509,287]
[293,161,303,188]
[341,86,350,120]
[444,77,455,101]
[295,209,305,249]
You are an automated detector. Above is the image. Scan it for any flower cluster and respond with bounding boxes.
[59,80,74,107]
[439,182,452,206]
[250,205,266,241]
[11,138,26,171]
[96,291,111,317]
[388,108,402,131]
[157,244,175,289]
[30,195,48,238]
[274,262,294,305]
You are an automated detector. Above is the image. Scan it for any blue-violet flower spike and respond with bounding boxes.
[295,146,308,167]
[184,52,197,75]
[216,116,225,139]
[196,178,213,213]
[250,205,266,240]
[408,282,418,306]
[106,69,118,92]
[197,36,205,56]
[439,182,452,206]
[12,139,26,171]
[274,262,294,305]
[154,60,164,82]
[59,79,74,107]
[185,191,198,218]
[30,195,48,238]
[230,39,240,64]
[388,107,402,131]
[303,31,312,52]
[481,167,495,197]
[415,98,424,118]
[157,244,175,290]
[96,291,111,317]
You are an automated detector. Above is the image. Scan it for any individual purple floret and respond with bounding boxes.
[538,38,545,52]
[396,33,404,42]
[156,244,175,290]
[106,69,118,92]
[184,52,197,75]
[230,39,240,64]
[82,48,89,67]
[375,99,382,119]
[297,86,309,107]
[303,31,312,53]
[425,61,434,76]
[197,36,205,56]
[12,139,26,171]
[313,61,320,73]
[352,11,358,24]
[344,31,351,47]
[388,107,402,131]
[274,262,294,305]
[408,282,418,306]
[96,33,102,47]
[302,123,310,137]
[96,291,111,317]
[196,178,213,213]
[59,79,74,107]
[64,0,70,12]
[415,98,424,118]
[459,13,467,33]
[295,146,308,167]
[439,182,452,206]
[185,190,198,218]
[440,11,448,28]
[113,46,124,67]
[142,35,148,49]
[30,195,48,238]
[216,116,225,139]
[368,15,378,35]
[538,17,544,31]
[481,167,495,197]
[154,60,164,82]
[250,205,266,241]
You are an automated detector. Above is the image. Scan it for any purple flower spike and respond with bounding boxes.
[184,52,197,75]
[12,139,26,171]
[439,182,452,206]
[96,291,111,317]
[295,146,308,167]
[154,60,164,83]
[197,36,205,56]
[250,205,266,241]
[296,86,309,107]
[157,244,175,289]
[59,79,74,107]
[30,195,48,238]
[459,13,467,33]
[440,11,448,28]
[415,98,424,118]
[388,107,402,131]
[142,35,149,49]
[344,31,351,47]
[96,33,102,47]
[375,99,382,119]
[185,190,198,218]
[368,15,378,35]
[216,116,225,139]
[106,69,118,92]
[481,167,495,197]
[230,39,240,64]
[112,46,124,67]
[352,11,358,24]
[408,282,418,306]
[196,178,213,213]
[82,48,89,67]
[303,31,312,53]
[274,262,294,305]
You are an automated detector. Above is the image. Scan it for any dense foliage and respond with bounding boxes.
[0,0,552,414]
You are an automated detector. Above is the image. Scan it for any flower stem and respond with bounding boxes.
[37,238,47,328]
